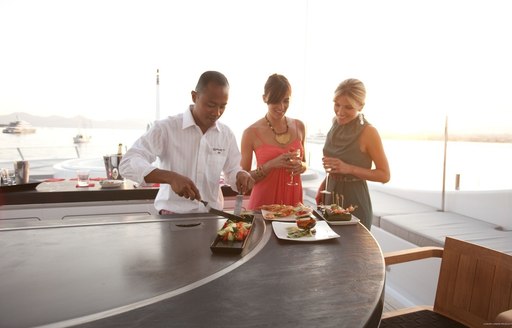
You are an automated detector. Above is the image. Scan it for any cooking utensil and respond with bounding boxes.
[200,200,246,221]
[233,193,243,216]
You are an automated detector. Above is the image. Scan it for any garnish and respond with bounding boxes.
[217,220,252,242]
[286,226,316,238]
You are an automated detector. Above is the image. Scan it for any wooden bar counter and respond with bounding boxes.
[0,214,385,328]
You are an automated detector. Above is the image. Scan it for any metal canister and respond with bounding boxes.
[14,160,30,184]
[103,155,123,180]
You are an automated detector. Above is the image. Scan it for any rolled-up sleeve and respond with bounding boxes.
[119,127,162,184]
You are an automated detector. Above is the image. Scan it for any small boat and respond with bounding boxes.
[73,134,91,144]
[306,132,326,144]
[2,120,36,134]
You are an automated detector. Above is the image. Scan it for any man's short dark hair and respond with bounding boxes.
[195,71,230,92]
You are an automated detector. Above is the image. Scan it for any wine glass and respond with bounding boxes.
[287,149,301,186]
[319,156,331,204]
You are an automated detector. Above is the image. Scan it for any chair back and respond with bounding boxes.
[434,237,512,327]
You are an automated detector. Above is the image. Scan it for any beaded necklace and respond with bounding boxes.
[265,114,291,145]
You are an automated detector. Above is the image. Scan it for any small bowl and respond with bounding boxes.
[296,217,316,230]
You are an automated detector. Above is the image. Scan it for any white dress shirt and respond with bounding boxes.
[119,107,242,213]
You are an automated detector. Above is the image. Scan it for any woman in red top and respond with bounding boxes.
[240,74,307,210]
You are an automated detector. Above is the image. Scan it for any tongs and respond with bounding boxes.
[200,200,247,222]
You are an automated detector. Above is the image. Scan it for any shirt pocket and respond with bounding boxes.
[206,149,227,182]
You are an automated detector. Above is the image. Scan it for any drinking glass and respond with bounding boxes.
[320,169,331,196]
[287,149,301,186]
[319,156,331,204]
[7,169,16,185]
[77,170,90,187]
[0,168,8,185]
[1,168,16,185]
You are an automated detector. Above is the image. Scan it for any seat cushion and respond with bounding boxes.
[370,190,437,227]
[379,212,512,254]
[380,309,468,328]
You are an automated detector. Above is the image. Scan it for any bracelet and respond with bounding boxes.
[300,161,307,173]
[254,165,267,179]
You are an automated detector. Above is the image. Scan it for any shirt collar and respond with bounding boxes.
[182,104,221,132]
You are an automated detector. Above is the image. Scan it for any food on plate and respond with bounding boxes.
[286,225,316,238]
[321,204,357,221]
[261,203,313,220]
[296,216,316,230]
[260,204,295,219]
[216,219,252,242]
[294,203,313,218]
[100,179,124,188]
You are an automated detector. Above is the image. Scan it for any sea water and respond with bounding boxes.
[1,127,511,191]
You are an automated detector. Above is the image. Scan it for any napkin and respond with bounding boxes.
[44,178,65,182]
[75,183,95,188]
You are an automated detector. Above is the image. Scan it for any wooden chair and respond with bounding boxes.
[380,237,512,328]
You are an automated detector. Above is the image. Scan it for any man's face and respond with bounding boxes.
[191,83,229,132]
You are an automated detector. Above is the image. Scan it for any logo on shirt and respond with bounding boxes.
[213,147,225,154]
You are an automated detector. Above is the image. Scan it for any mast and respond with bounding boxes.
[441,114,448,212]
[156,68,160,121]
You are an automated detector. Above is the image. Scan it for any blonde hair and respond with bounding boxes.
[334,78,366,108]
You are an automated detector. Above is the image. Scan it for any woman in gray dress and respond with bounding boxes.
[315,79,390,230]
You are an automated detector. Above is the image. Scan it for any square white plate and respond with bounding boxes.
[272,221,340,241]
[100,180,124,189]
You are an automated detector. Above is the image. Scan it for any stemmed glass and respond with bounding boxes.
[287,149,301,186]
[319,156,331,204]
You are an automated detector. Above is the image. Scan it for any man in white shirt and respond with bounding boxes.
[120,71,254,214]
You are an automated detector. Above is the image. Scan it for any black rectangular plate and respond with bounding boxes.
[210,215,255,254]
[313,208,352,222]
[0,181,41,193]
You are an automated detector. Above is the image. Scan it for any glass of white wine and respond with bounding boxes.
[319,155,331,203]
[287,149,301,186]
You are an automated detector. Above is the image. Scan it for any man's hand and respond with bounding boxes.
[145,169,201,201]
[236,170,254,195]
[169,173,201,201]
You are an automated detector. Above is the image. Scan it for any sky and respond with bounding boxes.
[1,0,511,139]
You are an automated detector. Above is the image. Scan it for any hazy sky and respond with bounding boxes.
[1,0,511,138]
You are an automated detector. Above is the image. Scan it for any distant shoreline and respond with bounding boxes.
[2,112,511,143]
[381,133,512,143]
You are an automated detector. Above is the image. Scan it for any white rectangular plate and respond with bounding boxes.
[272,221,340,241]
[100,180,124,189]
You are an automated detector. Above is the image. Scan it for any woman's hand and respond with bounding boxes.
[290,160,306,175]
[267,152,296,170]
[322,156,351,175]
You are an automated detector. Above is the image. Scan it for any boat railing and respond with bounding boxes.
[1,146,82,161]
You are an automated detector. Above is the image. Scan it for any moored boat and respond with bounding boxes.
[2,120,36,134]
[73,134,91,144]
[306,132,326,144]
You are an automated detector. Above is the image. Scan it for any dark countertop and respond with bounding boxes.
[0,180,158,205]
[0,214,385,328]
[0,181,238,206]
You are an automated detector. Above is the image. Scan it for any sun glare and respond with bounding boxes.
[0,0,511,139]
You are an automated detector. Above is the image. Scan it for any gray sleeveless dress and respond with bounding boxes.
[322,116,373,229]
